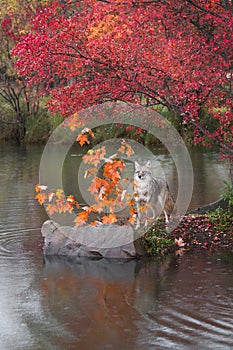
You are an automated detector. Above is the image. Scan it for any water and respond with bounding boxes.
[0,144,232,350]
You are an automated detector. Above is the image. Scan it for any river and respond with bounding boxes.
[0,144,232,350]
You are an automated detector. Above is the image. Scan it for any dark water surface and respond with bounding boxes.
[0,144,232,350]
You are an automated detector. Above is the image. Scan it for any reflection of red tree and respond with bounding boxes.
[41,257,175,349]
[41,267,139,348]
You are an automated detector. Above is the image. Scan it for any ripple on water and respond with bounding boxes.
[142,295,233,349]
[0,229,43,261]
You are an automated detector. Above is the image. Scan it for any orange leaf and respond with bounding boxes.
[35,192,47,205]
[67,195,75,204]
[77,134,90,147]
[128,216,136,225]
[118,144,125,154]
[128,207,137,224]
[74,211,89,226]
[128,199,136,206]
[125,145,134,157]
[65,112,84,131]
[89,220,102,226]
[47,203,58,215]
[140,205,146,212]
[118,140,134,157]
[88,177,107,195]
[102,213,117,224]
[91,203,103,214]
[84,167,98,178]
[82,146,106,166]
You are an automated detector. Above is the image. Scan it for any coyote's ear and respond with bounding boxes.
[146,160,151,168]
[134,161,140,170]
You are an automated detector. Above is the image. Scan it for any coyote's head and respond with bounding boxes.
[134,160,152,180]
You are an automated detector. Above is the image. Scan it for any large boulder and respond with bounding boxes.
[41,220,145,259]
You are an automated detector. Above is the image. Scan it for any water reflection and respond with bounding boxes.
[0,144,48,233]
[0,144,232,350]
[40,253,233,350]
[0,231,233,349]
[42,257,144,349]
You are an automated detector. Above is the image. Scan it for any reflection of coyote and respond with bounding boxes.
[133,160,174,228]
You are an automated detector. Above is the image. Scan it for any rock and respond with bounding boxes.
[188,197,228,215]
[41,220,145,259]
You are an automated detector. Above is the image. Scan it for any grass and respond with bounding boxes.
[141,220,175,255]
[0,96,63,144]
[24,111,63,143]
[142,181,233,256]
[208,181,233,233]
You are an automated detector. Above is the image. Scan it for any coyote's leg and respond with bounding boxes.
[163,209,169,224]
[151,205,156,219]
[152,199,163,220]
[135,203,141,229]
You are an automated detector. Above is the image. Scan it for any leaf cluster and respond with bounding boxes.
[12,0,233,157]
[35,130,138,227]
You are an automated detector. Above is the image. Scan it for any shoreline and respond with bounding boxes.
[172,213,233,254]
[143,213,233,256]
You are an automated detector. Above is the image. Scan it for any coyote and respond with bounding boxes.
[133,160,174,228]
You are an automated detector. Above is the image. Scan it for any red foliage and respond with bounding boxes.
[13,0,233,156]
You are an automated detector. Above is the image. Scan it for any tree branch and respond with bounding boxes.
[189,118,233,156]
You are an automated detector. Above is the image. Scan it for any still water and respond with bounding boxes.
[0,144,232,350]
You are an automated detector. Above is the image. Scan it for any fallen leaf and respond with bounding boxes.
[175,237,185,247]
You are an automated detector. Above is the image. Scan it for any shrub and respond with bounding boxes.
[209,181,233,232]
[141,220,175,255]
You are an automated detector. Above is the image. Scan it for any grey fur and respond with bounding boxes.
[133,160,174,228]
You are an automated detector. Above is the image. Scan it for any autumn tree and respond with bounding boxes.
[0,0,50,142]
[14,0,232,157]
